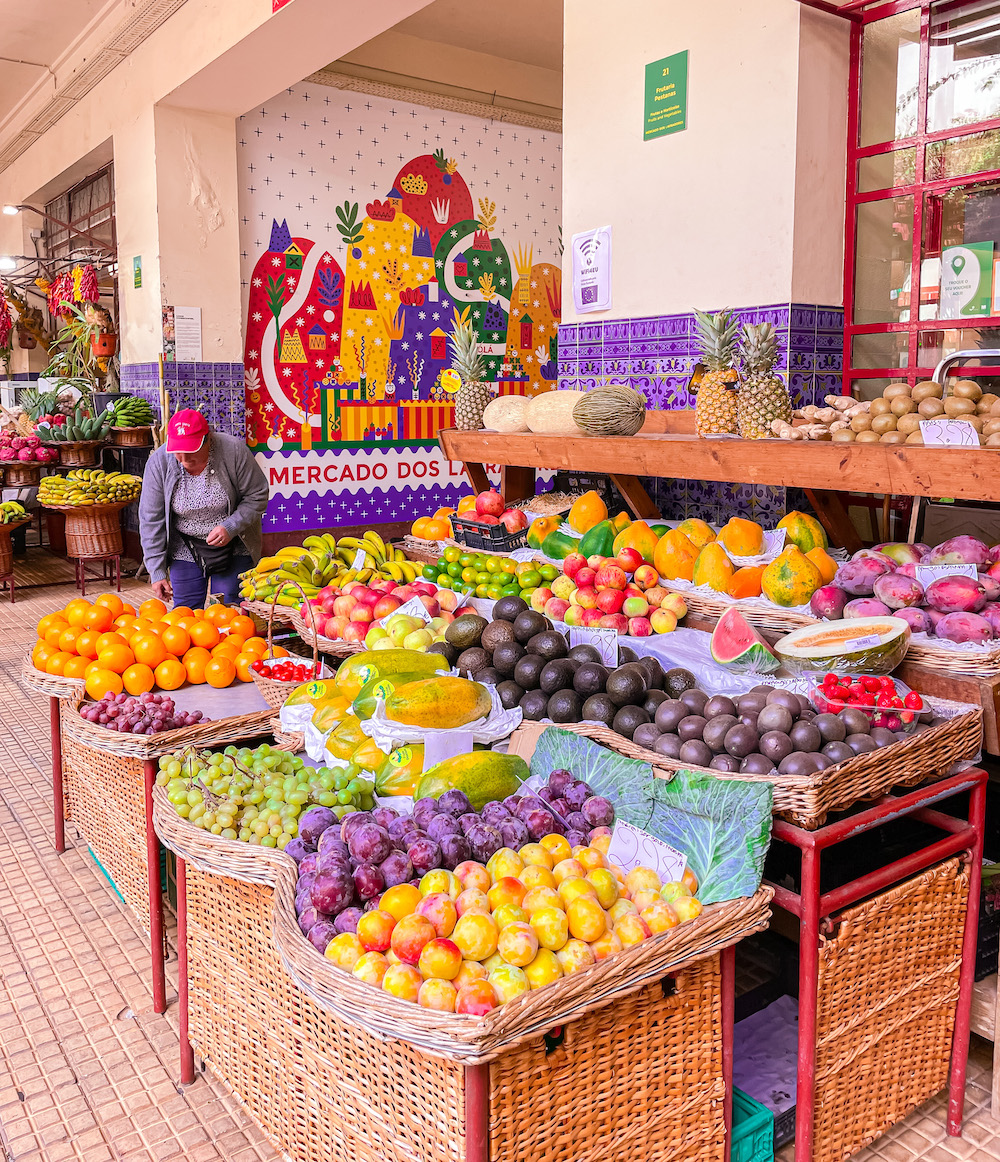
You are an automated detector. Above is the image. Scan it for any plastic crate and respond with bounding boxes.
[552,470,618,510]
[732,1088,774,1162]
[452,514,528,551]
[976,881,999,981]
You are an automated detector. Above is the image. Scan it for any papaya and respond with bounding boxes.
[567,490,608,534]
[325,715,369,762]
[777,510,828,554]
[376,743,425,796]
[579,518,616,559]
[692,542,735,592]
[675,518,717,549]
[612,520,659,565]
[353,672,432,720]
[352,735,390,771]
[335,649,448,699]
[727,565,764,599]
[541,529,583,560]
[311,695,352,733]
[385,676,492,729]
[806,546,837,585]
[716,517,764,557]
[285,678,338,707]
[527,514,561,551]
[611,511,632,533]
[415,750,529,812]
[650,523,671,537]
[761,546,823,607]
[653,529,700,581]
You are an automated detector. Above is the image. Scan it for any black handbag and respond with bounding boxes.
[180,532,236,575]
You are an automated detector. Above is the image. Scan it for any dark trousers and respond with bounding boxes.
[168,555,253,609]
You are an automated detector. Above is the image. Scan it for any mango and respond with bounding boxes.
[612,519,659,566]
[805,547,838,585]
[527,515,561,551]
[692,543,735,592]
[611,511,632,533]
[653,529,700,582]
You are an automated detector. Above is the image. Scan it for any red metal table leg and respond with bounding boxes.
[947,777,986,1136]
[721,944,735,1162]
[143,758,167,1014]
[796,842,821,1162]
[51,696,65,853]
[177,857,195,1084]
[465,1062,489,1162]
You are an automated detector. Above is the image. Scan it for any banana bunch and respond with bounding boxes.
[106,396,156,428]
[239,531,419,605]
[37,404,111,443]
[0,500,27,525]
[38,468,142,507]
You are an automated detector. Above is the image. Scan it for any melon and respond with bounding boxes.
[482,396,529,433]
[710,608,779,674]
[525,391,588,435]
[773,616,911,676]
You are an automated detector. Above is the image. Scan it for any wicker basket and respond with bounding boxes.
[184,857,732,1162]
[0,518,29,575]
[810,856,970,1162]
[269,718,304,753]
[562,700,983,829]
[244,599,296,627]
[250,583,322,709]
[46,439,106,467]
[661,581,815,637]
[21,652,86,699]
[41,500,128,557]
[111,425,153,447]
[293,614,365,659]
[3,461,41,487]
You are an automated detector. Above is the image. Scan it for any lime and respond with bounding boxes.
[475,584,490,598]
[471,554,486,570]
[438,576,453,589]
[446,561,463,579]
[517,569,541,589]
[475,571,491,586]
[461,566,477,584]
[443,546,462,563]
[435,556,447,571]
[421,564,437,581]
[538,563,559,582]
[501,584,522,597]
[485,556,503,574]
[459,553,473,567]
[486,585,505,600]
[500,558,518,575]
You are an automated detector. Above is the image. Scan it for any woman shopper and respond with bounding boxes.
[139,409,269,608]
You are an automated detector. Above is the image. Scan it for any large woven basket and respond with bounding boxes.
[21,652,86,699]
[0,518,29,575]
[293,613,365,659]
[41,500,128,557]
[111,425,153,447]
[3,461,41,487]
[250,582,322,709]
[901,637,1000,677]
[562,698,983,829]
[243,598,297,627]
[153,783,772,1065]
[48,438,106,467]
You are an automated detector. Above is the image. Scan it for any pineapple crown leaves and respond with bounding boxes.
[693,307,740,374]
[738,322,782,378]
[449,318,486,382]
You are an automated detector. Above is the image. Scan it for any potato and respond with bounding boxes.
[856,430,881,443]
[918,397,945,418]
[943,396,976,417]
[911,380,943,402]
[850,412,873,432]
[983,418,1000,437]
[831,428,857,442]
[871,413,898,434]
[905,431,924,445]
[880,431,906,443]
[883,382,912,400]
[952,379,983,402]
[890,395,917,416]
[896,413,922,435]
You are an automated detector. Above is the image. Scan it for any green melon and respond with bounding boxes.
[773,616,911,676]
[710,607,780,673]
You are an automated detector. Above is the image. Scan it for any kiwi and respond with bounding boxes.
[963,415,984,432]
[832,429,856,442]
[918,397,945,418]
[984,419,1000,437]
[869,398,892,417]
[943,397,976,417]
[987,433,1000,447]
[905,431,924,444]
[978,393,999,413]
[870,414,898,434]
[895,413,921,435]
[890,395,916,417]
[883,382,911,399]
[850,412,873,432]
[911,380,943,402]
[952,379,983,401]
[880,431,906,443]
[856,430,880,443]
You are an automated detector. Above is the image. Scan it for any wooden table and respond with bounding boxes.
[439,414,1000,553]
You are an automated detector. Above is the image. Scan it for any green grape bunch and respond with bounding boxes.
[156,742,375,849]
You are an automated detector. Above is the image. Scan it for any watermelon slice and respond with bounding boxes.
[710,607,780,673]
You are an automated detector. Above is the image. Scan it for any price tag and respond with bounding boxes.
[569,625,619,666]
[607,820,686,884]
[919,418,980,447]
[423,731,475,769]
[376,595,432,627]
[351,548,369,570]
[914,563,979,588]
[843,634,882,651]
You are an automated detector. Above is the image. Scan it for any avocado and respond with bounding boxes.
[519,689,550,721]
[643,689,669,717]
[613,704,651,740]
[664,667,698,698]
[637,656,665,690]
[619,645,639,665]
[492,640,526,677]
[581,693,617,727]
[605,664,648,707]
[445,614,488,651]
[513,653,546,690]
[568,643,601,663]
[540,658,577,694]
[513,610,550,644]
[456,647,491,676]
[493,595,529,623]
[427,641,458,665]
[573,661,609,697]
[481,620,516,653]
[473,666,504,686]
[497,680,525,710]
[527,630,569,661]
[547,689,584,723]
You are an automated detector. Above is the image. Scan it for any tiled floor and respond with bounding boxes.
[0,550,997,1162]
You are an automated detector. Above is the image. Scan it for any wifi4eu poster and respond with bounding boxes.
[571,226,612,312]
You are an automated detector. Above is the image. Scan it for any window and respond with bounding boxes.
[846,1,1000,393]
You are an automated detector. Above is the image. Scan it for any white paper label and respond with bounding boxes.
[843,634,882,651]
[351,548,369,570]
[919,418,980,447]
[423,731,475,769]
[376,596,432,627]
[518,773,570,822]
[569,626,619,667]
[607,820,686,884]
[914,563,980,588]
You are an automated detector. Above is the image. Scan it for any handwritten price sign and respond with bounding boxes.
[607,820,686,884]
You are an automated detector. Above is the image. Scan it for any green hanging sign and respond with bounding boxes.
[644,51,689,141]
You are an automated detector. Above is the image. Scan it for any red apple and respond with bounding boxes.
[393,585,417,602]
[344,621,369,643]
[437,590,459,611]
[454,605,477,618]
[598,613,629,633]
[582,608,604,626]
[633,565,660,590]
[622,595,650,619]
[627,617,653,637]
[475,490,505,517]
[373,595,402,619]
[596,588,625,615]
[586,554,605,571]
[616,546,644,573]
[501,508,529,533]
[650,608,678,634]
[575,566,597,588]
[574,585,599,609]
[563,604,585,626]
[320,593,338,615]
[622,585,645,603]
[413,581,438,596]
[324,614,350,639]
[334,594,358,618]
[595,564,628,590]
[544,597,571,621]
[352,604,375,624]
[317,585,337,602]
[417,595,441,616]
[530,587,555,612]
[562,553,587,578]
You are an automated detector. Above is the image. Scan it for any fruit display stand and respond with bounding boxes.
[152,787,773,1161]
[40,500,128,594]
[0,516,30,602]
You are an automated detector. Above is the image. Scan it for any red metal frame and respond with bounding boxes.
[143,758,167,1015]
[766,767,986,1160]
[50,697,65,854]
[177,857,195,1085]
[843,1,1000,389]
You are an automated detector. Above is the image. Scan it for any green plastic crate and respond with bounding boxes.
[732,1087,774,1162]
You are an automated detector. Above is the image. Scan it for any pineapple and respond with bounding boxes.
[737,322,792,439]
[450,319,489,430]
[693,308,739,437]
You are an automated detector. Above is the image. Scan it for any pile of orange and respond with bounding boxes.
[31,593,290,701]
[411,506,455,540]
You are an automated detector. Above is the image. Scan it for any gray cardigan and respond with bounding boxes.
[138,432,269,582]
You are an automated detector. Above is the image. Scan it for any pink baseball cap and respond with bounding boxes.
[166,409,209,453]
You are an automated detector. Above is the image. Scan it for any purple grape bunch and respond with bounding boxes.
[79,691,205,734]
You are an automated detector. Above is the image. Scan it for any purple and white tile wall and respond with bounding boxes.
[119,362,247,439]
[557,303,844,523]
